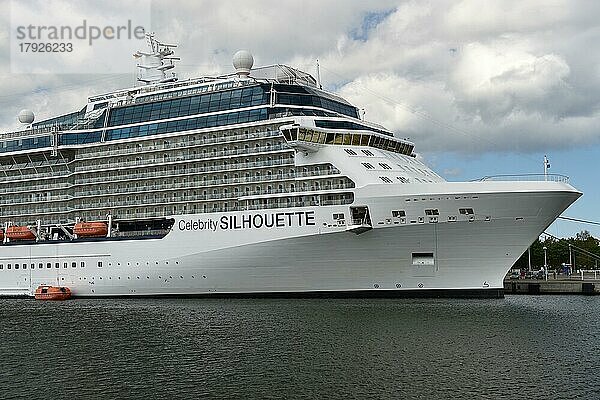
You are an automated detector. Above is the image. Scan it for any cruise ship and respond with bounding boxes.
[0,35,581,298]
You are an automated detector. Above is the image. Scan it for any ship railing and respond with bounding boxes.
[76,130,282,159]
[76,172,341,197]
[1,158,68,172]
[74,155,293,173]
[474,174,570,183]
[1,205,72,217]
[74,166,339,186]
[2,194,72,205]
[73,146,291,172]
[0,170,70,183]
[0,182,71,194]
[120,78,255,107]
[0,124,64,140]
[73,184,355,207]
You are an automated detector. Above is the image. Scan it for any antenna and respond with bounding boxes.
[316,59,322,89]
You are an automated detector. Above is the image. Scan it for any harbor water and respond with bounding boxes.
[1,295,599,399]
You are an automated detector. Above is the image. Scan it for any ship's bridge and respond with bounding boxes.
[279,120,415,157]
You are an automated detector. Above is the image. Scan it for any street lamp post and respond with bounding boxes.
[543,246,548,281]
[569,244,573,275]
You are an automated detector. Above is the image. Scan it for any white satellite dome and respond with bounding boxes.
[232,50,254,76]
[18,109,35,124]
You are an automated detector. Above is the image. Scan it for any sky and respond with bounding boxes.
[1,0,599,238]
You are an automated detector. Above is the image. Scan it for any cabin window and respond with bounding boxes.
[98,261,103,268]
[425,209,439,216]
[46,263,51,269]
[55,263,59,269]
[7,264,11,270]
[0,264,3,270]
[72,262,77,268]
[81,262,85,268]
[64,263,68,268]
[459,208,474,215]
[15,264,19,270]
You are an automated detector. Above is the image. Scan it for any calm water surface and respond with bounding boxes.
[1,295,599,399]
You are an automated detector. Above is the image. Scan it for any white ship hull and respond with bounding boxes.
[0,182,580,298]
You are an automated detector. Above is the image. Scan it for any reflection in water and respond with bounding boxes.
[0,296,598,399]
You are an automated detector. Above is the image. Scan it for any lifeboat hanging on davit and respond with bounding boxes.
[74,221,108,237]
[34,285,72,300]
[6,226,36,241]
[0,229,4,242]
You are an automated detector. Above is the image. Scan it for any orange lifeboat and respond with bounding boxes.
[74,221,108,237]
[35,285,72,301]
[0,229,4,242]
[6,226,36,241]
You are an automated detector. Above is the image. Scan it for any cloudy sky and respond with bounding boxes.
[1,0,599,237]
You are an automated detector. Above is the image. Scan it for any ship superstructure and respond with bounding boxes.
[0,38,581,297]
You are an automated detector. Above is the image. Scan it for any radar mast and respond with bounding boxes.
[134,33,180,85]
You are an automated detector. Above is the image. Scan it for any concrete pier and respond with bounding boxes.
[504,278,599,295]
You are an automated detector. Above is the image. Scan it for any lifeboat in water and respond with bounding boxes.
[35,285,72,301]
[6,226,36,241]
[74,221,108,237]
